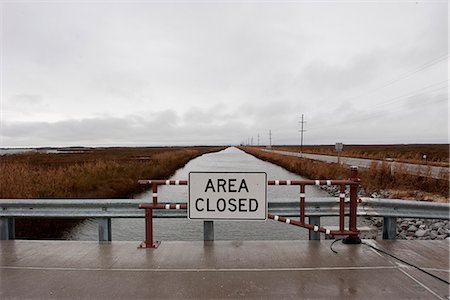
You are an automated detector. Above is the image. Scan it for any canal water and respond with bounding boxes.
[67,147,334,241]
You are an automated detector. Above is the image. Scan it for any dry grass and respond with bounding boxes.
[1,146,225,238]
[0,147,224,199]
[275,144,449,167]
[241,147,449,201]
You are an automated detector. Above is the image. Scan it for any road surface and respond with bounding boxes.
[1,240,448,299]
[263,149,448,179]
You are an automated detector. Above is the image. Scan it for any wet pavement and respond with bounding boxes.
[1,240,448,299]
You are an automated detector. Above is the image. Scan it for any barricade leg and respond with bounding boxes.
[300,185,305,224]
[139,208,160,248]
[343,166,361,244]
[339,185,345,231]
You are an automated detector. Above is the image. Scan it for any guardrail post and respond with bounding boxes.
[343,166,361,244]
[382,217,397,240]
[8,217,15,239]
[98,217,111,241]
[204,221,214,241]
[309,216,321,240]
[0,217,15,240]
[0,217,6,240]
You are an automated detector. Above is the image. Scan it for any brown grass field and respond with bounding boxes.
[0,146,225,238]
[240,146,449,202]
[0,146,224,198]
[274,144,449,167]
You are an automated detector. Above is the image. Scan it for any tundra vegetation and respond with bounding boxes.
[240,146,449,202]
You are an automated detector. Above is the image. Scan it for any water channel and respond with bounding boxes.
[67,147,338,241]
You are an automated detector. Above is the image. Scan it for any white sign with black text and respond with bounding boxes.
[188,172,267,220]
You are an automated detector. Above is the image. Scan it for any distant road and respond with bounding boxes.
[262,149,448,180]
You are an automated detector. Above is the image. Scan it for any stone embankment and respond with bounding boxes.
[318,185,449,240]
[366,217,449,240]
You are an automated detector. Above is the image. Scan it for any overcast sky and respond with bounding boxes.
[1,0,448,147]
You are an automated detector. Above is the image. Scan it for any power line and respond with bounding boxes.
[362,54,449,94]
[315,53,449,105]
[333,94,446,128]
[349,99,446,126]
[300,54,449,137]
[364,80,449,111]
[361,95,448,123]
[308,83,448,132]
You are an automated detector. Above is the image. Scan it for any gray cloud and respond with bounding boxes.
[7,94,43,106]
[1,1,448,147]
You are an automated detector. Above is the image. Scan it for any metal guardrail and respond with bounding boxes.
[1,198,448,241]
[1,198,448,218]
[358,198,449,219]
[0,199,146,218]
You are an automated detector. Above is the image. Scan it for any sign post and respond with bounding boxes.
[335,142,343,164]
[189,172,267,220]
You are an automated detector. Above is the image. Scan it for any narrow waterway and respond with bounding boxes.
[67,147,335,241]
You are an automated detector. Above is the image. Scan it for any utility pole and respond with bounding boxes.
[269,130,272,149]
[299,114,306,153]
[257,134,260,146]
[251,136,254,146]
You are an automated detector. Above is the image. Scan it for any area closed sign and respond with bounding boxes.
[188,172,267,220]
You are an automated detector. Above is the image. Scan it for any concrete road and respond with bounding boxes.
[264,149,448,179]
[1,240,448,299]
